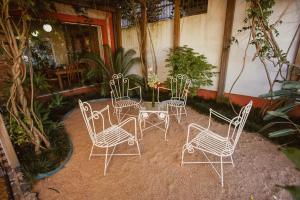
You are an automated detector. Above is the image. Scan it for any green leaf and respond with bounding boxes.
[268,128,296,138]
[280,185,300,200]
[263,111,288,120]
[282,81,300,90]
[259,89,294,98]
[282,147,300,170]
[264,103,297,120]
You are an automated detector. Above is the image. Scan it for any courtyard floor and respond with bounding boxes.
[33,99,300,200]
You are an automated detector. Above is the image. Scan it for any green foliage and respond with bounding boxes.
[8,118,30,146]
[260,79,300,197]
[260,80,300,138]
[279,148,300,199]
[282,147,300,170]
[5,93,70,181]
[263,103,296,121]
[268,129,296,138]
[17,126,70,181]
[165,46,216,95]
[282,81,300,90]
[23,70,51,96]
[49,94,66,109]
[281,185,300,200]
[244,0,287,63]
[82,45,143,95]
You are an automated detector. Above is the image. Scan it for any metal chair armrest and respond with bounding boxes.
[209,109,231,123]
[186,123,208,144]
[128,86,142,103]
[128,86,141,91]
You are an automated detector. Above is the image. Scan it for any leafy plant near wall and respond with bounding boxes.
[231,0,300,197]
[230,0,291,96]
[259,81,300,198]
[4,94,71,181]
[81,45,143,95]
[0,0,56,154]
[165,45,216,95]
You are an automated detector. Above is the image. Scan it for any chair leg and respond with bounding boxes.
[89,144,94,160]
[139,120,144,140]
[135,138,141,157]
[178,107,182,123]
[164,116,170,141]
[116,108,121,123]
[181,145,186,166]
[183,107,187,116]
[230,155,234,167]
[104,147,109,176]
[220,156,224,187]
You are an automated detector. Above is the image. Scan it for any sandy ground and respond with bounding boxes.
[34,99,300,200]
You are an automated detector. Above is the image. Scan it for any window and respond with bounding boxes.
[120,0,208,28]
[181,0,208,17]
[121,0,174,28]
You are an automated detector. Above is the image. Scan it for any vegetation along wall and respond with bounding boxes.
[121,0,300,98]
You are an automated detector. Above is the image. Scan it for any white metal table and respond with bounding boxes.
[138,102,170,141]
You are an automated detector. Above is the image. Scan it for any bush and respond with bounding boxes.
[165,45,216,95]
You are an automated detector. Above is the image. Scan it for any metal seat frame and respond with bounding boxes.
[110,73,142,122]
[181,101,253,186]
[79,100,141,175]
[157,74,191,123]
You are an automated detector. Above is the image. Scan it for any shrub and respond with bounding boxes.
[165,45,216,95]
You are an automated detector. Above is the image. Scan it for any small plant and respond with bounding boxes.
[148,72,160,107]
[165,45,216,95]
[259,80,300,138]
[81,45,143,95]
[49,94,66,109]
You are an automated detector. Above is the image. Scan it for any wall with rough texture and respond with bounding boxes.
[122,0,300,97]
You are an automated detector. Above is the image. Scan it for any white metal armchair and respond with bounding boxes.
[110,73,142,122]
[181,101,252,186]
[79,100,141,175]
[157,74,191,123]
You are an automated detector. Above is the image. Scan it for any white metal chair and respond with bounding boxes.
[110,73,142,122]
[181,101,252,186]
[79,100,141,175]
[157,74,191,123]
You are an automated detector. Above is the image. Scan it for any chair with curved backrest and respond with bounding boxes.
[157,74,191,123]
[110,73,142,122]
[181,101,253,187]
[66,63,81,86]
[79,100,141,175]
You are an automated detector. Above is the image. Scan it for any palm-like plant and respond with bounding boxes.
[82,45,143,94]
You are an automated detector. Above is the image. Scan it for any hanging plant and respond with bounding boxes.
[0,0,55,154]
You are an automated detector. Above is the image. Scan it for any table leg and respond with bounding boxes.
[139,119,143,140]
[164,115,170,141]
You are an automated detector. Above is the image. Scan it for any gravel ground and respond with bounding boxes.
[33,99,300,200]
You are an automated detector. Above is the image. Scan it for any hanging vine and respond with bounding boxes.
[229,0,295,113]
[0,0,51,154]
[120,0,163,87]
